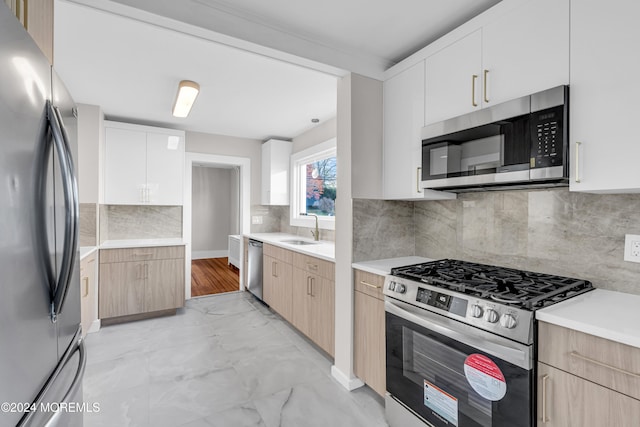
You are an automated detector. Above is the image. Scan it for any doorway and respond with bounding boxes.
[190,164,240,297]
[183,153,251,300]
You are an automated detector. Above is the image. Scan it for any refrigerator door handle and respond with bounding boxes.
[47,101,79,321]
[17,330,86,427]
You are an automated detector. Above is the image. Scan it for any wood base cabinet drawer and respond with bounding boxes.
[100,245,185,264]
[354,269,384,300]
[263,243,293,264]
[538,322,640,400]
[292,252,334,280]
[537,362,640,427]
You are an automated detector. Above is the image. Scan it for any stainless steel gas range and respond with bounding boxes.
[383,259,593,427]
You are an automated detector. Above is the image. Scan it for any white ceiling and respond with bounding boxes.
[54,0,502,140]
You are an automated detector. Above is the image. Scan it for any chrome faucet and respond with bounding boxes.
[300,212,320,241]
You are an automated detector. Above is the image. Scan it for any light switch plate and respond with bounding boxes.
[252,215,263,225]
[624,234,640,263]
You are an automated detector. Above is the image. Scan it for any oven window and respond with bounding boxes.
[403,327,492,426]
[386,312,533,427]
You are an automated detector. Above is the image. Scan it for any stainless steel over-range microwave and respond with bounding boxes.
[421,86,569,192]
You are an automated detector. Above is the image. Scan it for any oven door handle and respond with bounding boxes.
[385,299,532,370]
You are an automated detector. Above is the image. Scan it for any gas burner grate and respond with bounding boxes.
[391,259,593,311]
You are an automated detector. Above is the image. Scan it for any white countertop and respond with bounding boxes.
[100,238,186,249]
[245,233,335,262]
[352,256,435,276]
[536,288,640,348]
[79,246,98,260]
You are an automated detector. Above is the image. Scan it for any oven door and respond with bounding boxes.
[385,299,533,427]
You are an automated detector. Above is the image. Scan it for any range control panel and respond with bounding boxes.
[416,287,468,317]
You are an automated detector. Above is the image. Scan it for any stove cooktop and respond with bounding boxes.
[390,259,593,311]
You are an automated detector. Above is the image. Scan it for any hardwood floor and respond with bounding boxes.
[191,257,239,297]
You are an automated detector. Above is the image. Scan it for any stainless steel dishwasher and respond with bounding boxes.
[247,239,264,300]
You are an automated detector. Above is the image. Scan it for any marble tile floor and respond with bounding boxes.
[83,291,388,427]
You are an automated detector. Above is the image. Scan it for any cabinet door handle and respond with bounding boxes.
[416,167,422,193]
[541,374,549,423]
[307,276,312,296]
[82,277,89,297]
[133,252,153,258]
[144,264,149,279]
[310,277,315,297]
[272,261,277,278]
[570,351,640,378]
[140,187,145,203]
[471,74,478,107]
[483,69,489,103]
[360,280,381,289]
[575,141,582,183]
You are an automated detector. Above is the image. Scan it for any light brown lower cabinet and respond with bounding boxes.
[292,267,335,356]
[537,321,640,427]
[263,244,335,356]
[263,253,293,322]
[99,245,185,320]
[353,269,386,396]
[537,362,640,427]
[79,251,97,336]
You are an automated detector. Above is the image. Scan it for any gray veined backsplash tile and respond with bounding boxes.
[79,203,97,246]
[100,205,182,241]
[414,188,640,295]
[352,199,415,263]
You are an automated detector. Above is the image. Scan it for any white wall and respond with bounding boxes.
[191,166,239,257]
[292,117,337,154]
[77,103,103,203]
[186,131,262,205]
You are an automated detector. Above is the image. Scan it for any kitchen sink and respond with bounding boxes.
[280,239,319,245]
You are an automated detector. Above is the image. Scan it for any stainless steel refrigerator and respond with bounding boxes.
[0,4,85,427]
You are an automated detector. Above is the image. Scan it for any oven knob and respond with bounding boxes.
[395,284,406,294]
[500,313,517,329]
[484,309,499,323]
[388,281,396,291]
[470,304,483,318]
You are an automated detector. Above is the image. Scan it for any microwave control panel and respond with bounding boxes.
[530,105,564,169]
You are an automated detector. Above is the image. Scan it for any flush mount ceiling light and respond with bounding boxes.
[172,80,200,118]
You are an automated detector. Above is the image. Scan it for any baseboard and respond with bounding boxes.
[331,365,365,391]
[192,250,228,260]
[87,319,101,334]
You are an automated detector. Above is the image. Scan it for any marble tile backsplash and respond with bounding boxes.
[250,205,336,242]
[414,188,640,294]
[100,205,182,241]
[79,203,97,247]
[352,199,414,263]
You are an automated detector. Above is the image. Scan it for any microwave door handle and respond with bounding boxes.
[385,299,531,370]
[47,101,79,321]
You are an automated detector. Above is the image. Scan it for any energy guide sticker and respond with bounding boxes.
[424,380,458,426]
[463,353,507,401]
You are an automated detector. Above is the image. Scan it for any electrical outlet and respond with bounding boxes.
[623,234,640,263]
[251,215,263,225]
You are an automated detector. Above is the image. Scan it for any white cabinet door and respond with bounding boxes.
[261,139,291,205]
[146,132,185,205]
[483,0,569,106]
[425,30,482,125]
[570,0,640,192]
[384,61,426,199]
[104,127,146,204]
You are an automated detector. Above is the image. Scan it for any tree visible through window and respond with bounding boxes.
[304,157,336,217]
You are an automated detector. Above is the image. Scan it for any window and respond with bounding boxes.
[290,138,337,230]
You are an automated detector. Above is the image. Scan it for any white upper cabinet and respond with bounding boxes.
[570,0,640,193]
[482,0,569,106]
[424,0,569,126]
[262,139,292,205]
[104,122,185,205]
[384,61,455,201]
[425,30,482,125]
